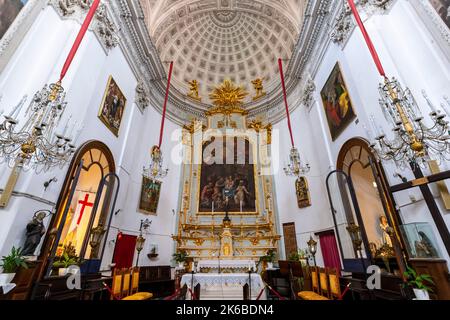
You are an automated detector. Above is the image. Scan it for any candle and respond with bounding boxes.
[422,90,437,113]
[212,201,214,213]
[240,200,243,212]
[62,115,71,137]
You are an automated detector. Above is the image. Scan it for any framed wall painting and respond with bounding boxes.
[138,176,161,215]
[320,63,356,141]
[98,76,127,137]
[296,177,311,208]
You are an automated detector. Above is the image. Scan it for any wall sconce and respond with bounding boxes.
[307,235,318,266]
[43,177,58,191]
[89,223,106,250]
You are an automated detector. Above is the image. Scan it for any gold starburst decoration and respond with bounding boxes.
[207,79,249,116]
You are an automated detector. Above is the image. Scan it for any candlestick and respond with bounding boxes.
[422,90,437,114]
[212,201,214,213]
[240,200,243,213]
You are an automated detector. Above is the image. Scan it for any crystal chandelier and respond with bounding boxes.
[283,146,310,178]
[369,77,450,169]
[142,145,168,180]
[0,82,78,172]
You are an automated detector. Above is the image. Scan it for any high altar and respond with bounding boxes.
[173,80,281,265]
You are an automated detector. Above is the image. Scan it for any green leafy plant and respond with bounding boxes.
[172,251,188,263]
[403,266,434,292]
[1,247,28,274]
[288,251,300,262]
[53,252,79,268]
[260,249,276,263]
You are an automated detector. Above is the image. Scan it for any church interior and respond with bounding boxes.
[1,0,450,302]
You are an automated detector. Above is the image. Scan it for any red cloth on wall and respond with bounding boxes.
[112,234,137,269]
[319,232,342,276]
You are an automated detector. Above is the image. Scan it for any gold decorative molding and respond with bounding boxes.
[187,80,201,101]
[206,79,249,116]
[251,78,266,101]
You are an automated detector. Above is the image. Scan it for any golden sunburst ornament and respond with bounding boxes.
[209,79,248,110]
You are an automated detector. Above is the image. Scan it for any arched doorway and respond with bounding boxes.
[336,137,405,275]
[38,140,117,278]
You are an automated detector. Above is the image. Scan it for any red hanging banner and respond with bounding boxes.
[59,0,101,82]
[159,61,174,149]
[278,58,295,147]
[347,0,386,77]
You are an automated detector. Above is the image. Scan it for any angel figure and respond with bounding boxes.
[187,80,201,101]
[251,78,266,101]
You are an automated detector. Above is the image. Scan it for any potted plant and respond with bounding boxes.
[173,251,188,269]
[403,266,434,300]
[0,247,28,285]
[53,252,79,276]
[260,250,276,269]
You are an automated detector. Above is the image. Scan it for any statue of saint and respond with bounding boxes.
[22,211,48,256]
[251,78,266,101]
[379,216,393,247]
[187,80,201,101]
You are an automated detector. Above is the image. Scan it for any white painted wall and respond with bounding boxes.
[274,0,450,266]
[0,6,181,269]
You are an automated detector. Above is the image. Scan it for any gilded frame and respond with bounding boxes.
[98,75,127,137]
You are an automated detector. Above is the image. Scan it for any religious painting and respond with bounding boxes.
[429,0,450,29]
[98,76,127,137]
[0,0,28,39]
[139,176,161,215]
[198,137,257,213]
[296,177,311,208]
[320,63,356,141]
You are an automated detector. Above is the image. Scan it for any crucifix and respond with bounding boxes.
[77,193,94,225]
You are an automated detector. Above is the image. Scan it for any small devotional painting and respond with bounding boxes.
[320,63,356,141]
[198,137,257,213]
[139,176,161,215]
[296,177,311,208]
[98,76,127,137]
[0,0,28,39]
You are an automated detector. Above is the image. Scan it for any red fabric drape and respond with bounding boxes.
[112,234,137,269]
[59,0,101,82]
[278,58,295,147]
[347,0,386,77]
[319,232,342,276]
[159,61,174,148]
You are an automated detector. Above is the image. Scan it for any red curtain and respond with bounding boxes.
[319,232,342,276]
[112,234,137,269]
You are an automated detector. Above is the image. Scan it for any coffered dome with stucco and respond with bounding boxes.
[139,0,306,106]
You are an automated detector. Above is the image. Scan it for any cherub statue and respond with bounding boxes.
[187,80,201,101]
[251,78,266,101]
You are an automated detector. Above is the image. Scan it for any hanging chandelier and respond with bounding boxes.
[143,145,169,179]
[0,83,77,172]
[142,61,174,181]
[369,77,450,169]
[278,58,310,178]
[283,146,310,177]
[346,0,450,170]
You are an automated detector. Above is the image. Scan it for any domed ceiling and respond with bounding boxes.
[140,0,306,106]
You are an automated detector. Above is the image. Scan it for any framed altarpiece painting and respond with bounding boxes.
[98,76,127,137]
[138,176,161,215]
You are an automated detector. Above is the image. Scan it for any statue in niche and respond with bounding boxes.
[22,211,49,256]
[379,216,393,247]
[187,80,201,101]
[251,78,266,101]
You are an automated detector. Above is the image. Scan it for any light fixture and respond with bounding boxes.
[135,233,146,267]
[283,146,311,178]
[368,78,450,169]
[0,84,79,172]
[307,235,317,266]
[142,145,169,180]
[346,222,363,253]
[89,223,106,250]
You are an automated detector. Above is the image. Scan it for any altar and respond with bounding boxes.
[180,273,267,300]
[197,260,256,273]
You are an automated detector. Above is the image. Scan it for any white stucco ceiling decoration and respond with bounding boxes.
[140,0,306,106]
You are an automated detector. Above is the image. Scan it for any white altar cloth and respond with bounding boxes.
[197,260,256,272]
[180,273,266,300]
